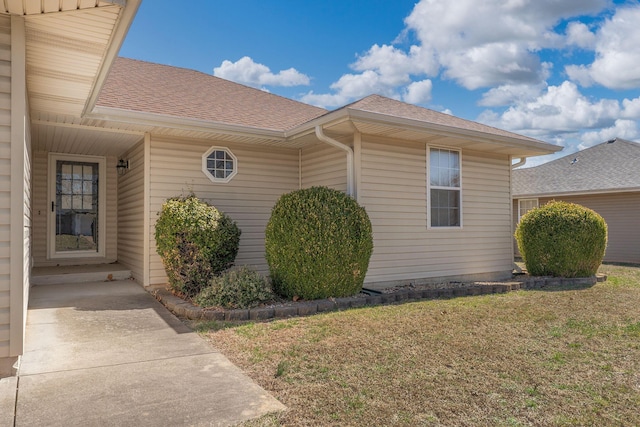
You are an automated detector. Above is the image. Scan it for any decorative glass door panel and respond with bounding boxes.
[55,160,99,253]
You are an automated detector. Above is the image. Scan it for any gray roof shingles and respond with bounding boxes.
[513,138,640,196]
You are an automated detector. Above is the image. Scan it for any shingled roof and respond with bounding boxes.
[94,58,558,156]
[513,138,640,197]
[96,57,327,131]
[343,94,545,145]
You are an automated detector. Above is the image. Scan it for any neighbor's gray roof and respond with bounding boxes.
[97,57,327,131]
[513,138,640,197]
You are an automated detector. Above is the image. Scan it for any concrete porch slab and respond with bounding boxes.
[16,280,285,426]
[0,376,17,426]
[31,263,132,286]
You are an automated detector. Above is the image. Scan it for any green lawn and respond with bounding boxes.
[195,264,640,426]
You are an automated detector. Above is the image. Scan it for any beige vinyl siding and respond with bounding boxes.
[513,199,520,257]
[300,142,348,192]
[360,137,513,286]
[0,14,10,360]
[148,136,299,286]
[117,139,145,283]
[31,151,118,266]
[538,193,640,263]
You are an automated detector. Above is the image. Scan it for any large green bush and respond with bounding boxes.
[194,266,274,309]
[155,195,241,297]
[265,186,373,300]
[515,201,607,278]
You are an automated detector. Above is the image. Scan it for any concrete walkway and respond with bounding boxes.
[1,280,284,426]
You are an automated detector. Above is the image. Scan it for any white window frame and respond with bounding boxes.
[518,198,539,222]
[427,146,463,229]
[202,146,237,183]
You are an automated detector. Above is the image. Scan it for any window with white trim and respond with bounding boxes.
[202,147,237,183]
[518,198,539,221]
[429,147,461,228]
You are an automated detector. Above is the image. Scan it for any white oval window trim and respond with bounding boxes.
[202,146,238,183]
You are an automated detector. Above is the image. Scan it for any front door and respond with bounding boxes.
[48,154,106,259]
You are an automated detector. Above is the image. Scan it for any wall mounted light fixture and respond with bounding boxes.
[116,159,129,176]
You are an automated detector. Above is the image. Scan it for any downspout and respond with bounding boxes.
[315,125,355,197]
[511,157,527,169]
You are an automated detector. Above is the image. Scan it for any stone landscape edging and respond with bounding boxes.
[152,274,607,321]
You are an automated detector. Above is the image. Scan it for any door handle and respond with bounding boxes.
[51,201,55,212]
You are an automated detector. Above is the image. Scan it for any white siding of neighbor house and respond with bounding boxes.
[147,136,299,286]
[31,151,118,267]
[300,142,348,192]
[539,194,639,264]
[360,137,514,287]
[117,139,145,283]
[0,14,11,362]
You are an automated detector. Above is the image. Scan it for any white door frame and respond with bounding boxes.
[48,153,107,259]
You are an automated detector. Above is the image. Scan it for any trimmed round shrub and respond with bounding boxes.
[194,266,274,309]
[265,186,373,300]
[155,195,241,297]
[515,201,607,278]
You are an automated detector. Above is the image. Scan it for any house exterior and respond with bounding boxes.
[513,138,640,263]
[1,0,560,376]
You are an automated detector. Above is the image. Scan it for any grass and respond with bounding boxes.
[194,264,640,426]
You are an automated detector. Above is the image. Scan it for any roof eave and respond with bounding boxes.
[287,107,561,156]
[88,106,287,140]
[513,187,640,199]
[83,0,142,117]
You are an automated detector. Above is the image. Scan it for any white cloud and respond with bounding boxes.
[404,0,607,89]
[565,7,640,89]
[479,83,547,107]
[479,81,622,136]
[299,0,610,108]
[301,45,435,108]
[402,79,433,104]
[622,97,640,118]
[213,56,310,88]
[565,21,596,49]
[580,120,640,148]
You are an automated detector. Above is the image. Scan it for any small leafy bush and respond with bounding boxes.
[515,201,607,278]
[155,195,241,297]
[194,266,274,309]
[265,186,373,300]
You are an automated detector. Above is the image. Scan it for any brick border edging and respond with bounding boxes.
[152,274,607,321]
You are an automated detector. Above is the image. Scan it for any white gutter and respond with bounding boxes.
[315,125,355,197]
[511,157,527,169]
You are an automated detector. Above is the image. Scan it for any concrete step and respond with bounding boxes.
[31,264,132,286]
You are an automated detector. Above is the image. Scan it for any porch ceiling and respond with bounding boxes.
[19,0,142,156]
[25,5,123,119]
[1,0,123,16]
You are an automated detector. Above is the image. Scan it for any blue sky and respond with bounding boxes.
[120,0,640,166]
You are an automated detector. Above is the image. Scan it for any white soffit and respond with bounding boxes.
[25,5,122,119]
[2,1,123,16]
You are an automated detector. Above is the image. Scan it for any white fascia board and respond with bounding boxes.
[83,0,142,116]
[88,106,287,141]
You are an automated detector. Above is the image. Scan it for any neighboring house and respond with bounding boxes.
[0,0,560,376]
[513,138,640,263]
